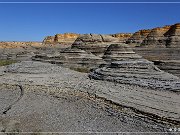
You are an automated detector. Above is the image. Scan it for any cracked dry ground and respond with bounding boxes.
[0,61,180,134]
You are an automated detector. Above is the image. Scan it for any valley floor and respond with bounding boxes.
[0,61,179,134]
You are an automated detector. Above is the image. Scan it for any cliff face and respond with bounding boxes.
[164,23,180,47]
[126,29,151,45]
[43,33,79,45]
[126,23,180,48]
[111,33,132,43]
[43,36,55,44]
[141,26,171,47]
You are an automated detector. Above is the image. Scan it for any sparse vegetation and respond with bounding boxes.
[0,60,17,66]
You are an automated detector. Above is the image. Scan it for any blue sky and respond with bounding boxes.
[0,0,180,41]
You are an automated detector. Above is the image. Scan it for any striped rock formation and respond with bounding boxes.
[111,33,133,43]
[43,33,79,46]
[32,47,105,70]
[141,25,171,47]
[165,23,180,48]
[72,34,120,57]
[89,44,180,91]
[126,29,151,45]
[102,44,142,62]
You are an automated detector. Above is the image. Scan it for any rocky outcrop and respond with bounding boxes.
[126,29,151,45]
[90,44,180,91]
[111,33,132,43]
[153,60,180,78]
[103,44,142,62]
[72,34,120,57]
[32,47,105,71]
[0,41,42,48]
[43,36,55,44]
[164,23,180,47]
[0,42,43,60]
[141,26,171,47]
[54,33,79,44]
[43,33,79,45]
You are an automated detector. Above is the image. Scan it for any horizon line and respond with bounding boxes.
[0,1,180,4]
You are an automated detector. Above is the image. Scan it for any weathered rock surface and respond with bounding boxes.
[0,42,42,60]
[111,33,132,43]
[153,60,180,78]
[0,61,180,127]
[126,29,151,45]
[43,33,79,45]
[103,44,142,62]
[72,34,120,57]
[90,44,180,91]
[42,36,55,44]
[32,47,105,70]
[133,44,180,77]
[164,23,180,47]
[0,41,42,48]
[141,26,171,47]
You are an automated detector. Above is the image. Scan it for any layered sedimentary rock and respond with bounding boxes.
[153,60,180,78]
[43,36,55,44]
[141,26,171,47]
[0,42,42,60]
[72,34,120,57]
[0,41,42,48]
[32,47,105,70]
[103,44,142,62]
[90,44,180,91]
[111,33,132,43]
[126,29,151,45]
[164,23,180,47]
[43,33,79,45]
[54,33,79,44]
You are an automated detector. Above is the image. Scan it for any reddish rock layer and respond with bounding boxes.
[111,33,133,43]
[141,25,171,47]
[126,29,151,45]
[164,23,180,47]
[43,33,79,45]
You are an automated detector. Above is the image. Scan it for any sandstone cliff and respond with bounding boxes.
[141,25,171,47]
[43,33,79,45]
[126,29,151,45]
[43,36,55,44]
[111,33,132,43]
[164,23,180,48]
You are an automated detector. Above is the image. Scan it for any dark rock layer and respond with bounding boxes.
[32,47,105,70]
[90,44,180,91]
